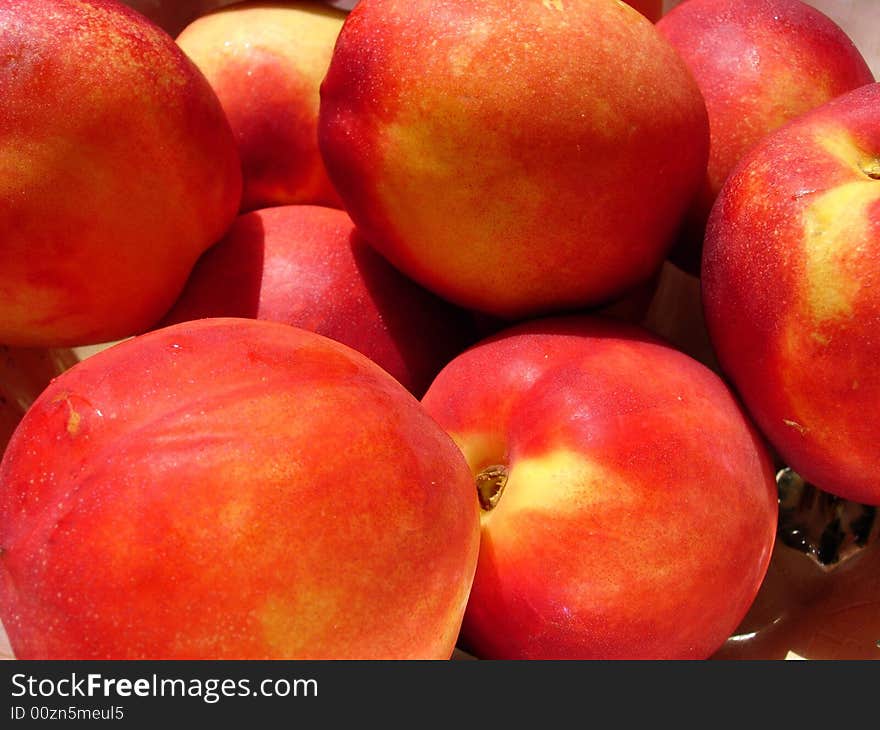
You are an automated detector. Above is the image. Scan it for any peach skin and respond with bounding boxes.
[0,0,241,347]
[658,0,873,272]
[319,0,709,319]
[703,82,880,506]
[177,2,345,211]
[0,319,480,658]
[422,316,777,659]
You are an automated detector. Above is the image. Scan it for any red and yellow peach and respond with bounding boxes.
[703,82,880,505]
[319,0,709,318]
[177,2,345,211]
[422,316,778,659]
[0,319,480,658]
[0,0,241,347]
[658,0,874,270]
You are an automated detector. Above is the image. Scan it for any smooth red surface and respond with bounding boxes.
[422,316,777,659]
[658,0,873,271]
[0,0,242,346]
[703,83,880,505]
[160,206,477,396]
[319,0,708,318]
[0,319,480,658]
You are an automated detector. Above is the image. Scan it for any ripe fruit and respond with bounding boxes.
[0,0,242,347]
[422,316,777,659]
[0,319,480,658]
[703,82,880,505]
[177,1,345,211]
[319,0,709,318]
[160,205,477,396]
[658,0,874,271]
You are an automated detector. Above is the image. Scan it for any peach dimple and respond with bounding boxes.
[422,315,777,659]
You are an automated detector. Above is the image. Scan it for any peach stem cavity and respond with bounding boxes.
[476,464,509,512]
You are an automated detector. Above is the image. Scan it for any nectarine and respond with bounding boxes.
[0,319,480,658]
[658,0,874,271]
[703,82,880,505]
[177,2,345,211]
[319,0,709,318]
[160,205,477,396]
[0,0,241,346]
[422,316,777,659]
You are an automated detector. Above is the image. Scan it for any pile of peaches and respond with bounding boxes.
[0,0,878,660]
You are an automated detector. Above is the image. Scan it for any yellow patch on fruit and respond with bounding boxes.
[777,164,877,453]
[377,103,548,294]
[447,20,493,76]
[375,57,629,313]
[66,408,81,436]
[0,140,34,198]
[50,393,82,436]
[760,73,833,137]
[259,592,338,657]
[182,5,345,91]
[489,449,633,525]
[801,181,875,322]
[218,498,254,534]
[452,431,507,473]
[817,128,880,179]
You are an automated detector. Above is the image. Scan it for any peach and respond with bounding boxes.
[658,0,874,271]
[0,0,241,347]
[178,2,345,211]
[160,205,477,396]
[319,0,709,318]
[703,82,880,505]
[422,316,777,659]
[0,318,480,658]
